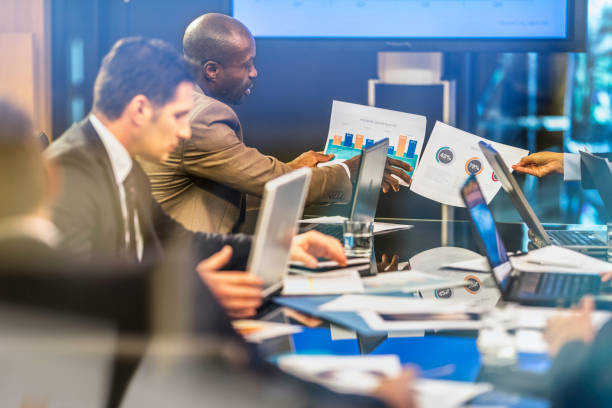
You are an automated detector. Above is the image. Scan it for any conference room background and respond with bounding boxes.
[51,0,612,225]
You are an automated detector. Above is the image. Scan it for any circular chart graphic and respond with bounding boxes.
[492,171,499,182]
[435,288,453,299]
[436,147,455,165]
[464,275,482,294]
[465,157,484,176]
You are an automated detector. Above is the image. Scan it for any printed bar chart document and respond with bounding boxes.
[322,100,427,185]
[410,121,528,207]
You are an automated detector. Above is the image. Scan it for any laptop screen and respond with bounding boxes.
[461,176,512,292]
[351,138,389,221]
[478,141,551,245]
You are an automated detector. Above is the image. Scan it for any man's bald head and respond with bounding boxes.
[182,13,257,105]
[183,13,252,66]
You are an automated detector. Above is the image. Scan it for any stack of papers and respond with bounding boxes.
[277,354,492,407]
[282,270,364,295]
[299,216,413,235]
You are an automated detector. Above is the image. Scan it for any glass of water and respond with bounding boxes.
[343,220,374,257]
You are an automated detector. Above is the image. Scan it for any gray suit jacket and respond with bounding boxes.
[46,118,251,268]
[140,86,352,234]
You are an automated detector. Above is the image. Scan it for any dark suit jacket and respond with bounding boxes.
[580,152,612,189]
[549,319,612,407]
[46,118,252,268]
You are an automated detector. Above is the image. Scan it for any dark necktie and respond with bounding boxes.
[123,169,139,262]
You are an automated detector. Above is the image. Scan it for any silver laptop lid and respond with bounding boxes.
[351,138,389,221]
[247,168,312,296]
[461,176,513,294]
[478,141,552,246]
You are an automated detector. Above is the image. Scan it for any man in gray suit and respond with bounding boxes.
[140,13,413,234]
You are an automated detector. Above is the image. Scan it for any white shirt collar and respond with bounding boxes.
[0,215,61,249]
[89,113,133,185]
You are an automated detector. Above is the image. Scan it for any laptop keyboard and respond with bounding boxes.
[546,230,605,246]
[531,273,600,299]
[299,223,344,241]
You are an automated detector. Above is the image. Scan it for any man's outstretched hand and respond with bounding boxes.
[512,152,564,178]
[344,155,412,193]
[288,150,334,169]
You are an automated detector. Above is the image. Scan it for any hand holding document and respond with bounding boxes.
[321,101,427,186]
[410,122,528,207]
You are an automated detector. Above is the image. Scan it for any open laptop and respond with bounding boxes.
[479,141,607,257]
[580,151,612,220]
[247,168,312,297]
[302,137,390,239]
[461,175,601,307]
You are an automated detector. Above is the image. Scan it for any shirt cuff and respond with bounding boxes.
[564,153,581,181]
[338,162,351,180]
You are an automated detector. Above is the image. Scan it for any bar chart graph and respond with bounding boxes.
[325,132,420,176]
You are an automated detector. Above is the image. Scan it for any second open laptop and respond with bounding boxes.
[301,137,390,240]
[478,141,607,257]
[461,175,601,307]
[247,168,312,297]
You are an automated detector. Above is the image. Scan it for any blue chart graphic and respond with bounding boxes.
[325,132,418,176]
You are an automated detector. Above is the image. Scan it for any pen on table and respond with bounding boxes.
[525,259,582,269]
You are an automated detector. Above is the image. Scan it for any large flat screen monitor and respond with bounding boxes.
[232,0,586,52]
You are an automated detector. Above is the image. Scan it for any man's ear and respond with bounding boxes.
[125,95,153,127]
[202,60,222,82]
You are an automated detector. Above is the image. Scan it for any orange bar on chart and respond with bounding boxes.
[333,135,342,145]
[355,134,364,150]
[396,135,407,157]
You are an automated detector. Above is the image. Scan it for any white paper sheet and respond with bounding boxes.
[282,270,364,295]
[361,271,468,293]
[509,245,612,274]
[319,295,474,313]
[410,121,529,207]
[359,310,484,332]
[442,256,489,272]
[322,101,427,185]
[415,379,493,408]
[497,305,612,331]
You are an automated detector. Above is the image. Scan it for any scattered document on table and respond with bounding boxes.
[410,121,528,207]
[359,307,484,332]
[232,320,303,343]
[282,270,364,295]
[442,256,489,272]
[415,379,493,408]
[277,354,402,394]
[510,245,612,274]
[319,295,475,313]
[494,305,612,331]
[321,100,427,185]
[361,271,468,293]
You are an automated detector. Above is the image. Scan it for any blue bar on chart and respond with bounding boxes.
[388,146,395,155]
[343,133,354,147]
[365,139,374,147]
[406,139,417,158]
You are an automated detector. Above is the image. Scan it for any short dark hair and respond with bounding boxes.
[182,13,252,70]
[93,37,193,119]
[0,99,45,218]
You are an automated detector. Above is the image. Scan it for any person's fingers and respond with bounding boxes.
[388,255,400,271]
[385,164,412,186]
[293,231,347,267]
[213,283,263,300]
[601,272,612,282]
[387,157,413,172]
[314,151,335,162]
[221,296,263,310]
[383,174,400,192]
[203,272,263,287]
[382,180,390,194]
[580,295,595,314]
[197,245,233,271]
[228,308,258,319]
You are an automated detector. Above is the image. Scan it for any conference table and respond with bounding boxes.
[255,218,608,408]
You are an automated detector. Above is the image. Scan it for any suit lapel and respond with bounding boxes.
[81,119,127,253]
